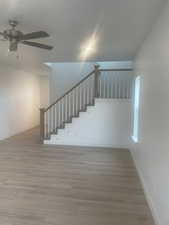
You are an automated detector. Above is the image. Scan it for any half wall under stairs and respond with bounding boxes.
[44,98,131,147]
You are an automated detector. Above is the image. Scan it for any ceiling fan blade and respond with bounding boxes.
[21,31,49,40]
[21,41,53,50]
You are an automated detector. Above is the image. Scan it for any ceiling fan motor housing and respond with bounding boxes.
[3,29,23,51]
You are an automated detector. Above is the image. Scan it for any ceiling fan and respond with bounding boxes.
[0,20,54,52]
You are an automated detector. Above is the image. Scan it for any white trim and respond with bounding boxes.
[130,148,161,225]
[132,76,140,143]
[44,139,130,149]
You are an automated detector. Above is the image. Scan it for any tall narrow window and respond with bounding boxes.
[132,76,140,143]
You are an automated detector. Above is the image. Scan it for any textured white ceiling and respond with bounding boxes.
[0,0,166,74]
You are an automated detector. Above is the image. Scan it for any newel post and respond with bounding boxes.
[94,64,100,98]
[40,108,45,143]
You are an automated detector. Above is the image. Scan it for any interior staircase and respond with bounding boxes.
[40,65,133,143]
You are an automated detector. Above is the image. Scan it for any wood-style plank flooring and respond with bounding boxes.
[0,128,154,225]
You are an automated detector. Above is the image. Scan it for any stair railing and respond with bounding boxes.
[40,66,133,142]
[99,68,133,99]
[40,65,100,142]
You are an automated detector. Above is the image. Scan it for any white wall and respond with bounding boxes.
[132,2,169,225]
[48,61,133,103]
[45,99,131,148]
[0,66,40,140]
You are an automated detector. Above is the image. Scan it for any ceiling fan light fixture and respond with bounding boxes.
[9,39,18,51]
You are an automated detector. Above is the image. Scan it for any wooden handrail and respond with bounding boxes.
[99,68,133,72]
[44,68,133,112]
[45,70,95,112]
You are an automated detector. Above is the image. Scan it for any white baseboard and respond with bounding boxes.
[130,148,161,225]
[44,139,130,149]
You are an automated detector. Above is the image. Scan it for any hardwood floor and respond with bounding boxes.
[0,128,154,225]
